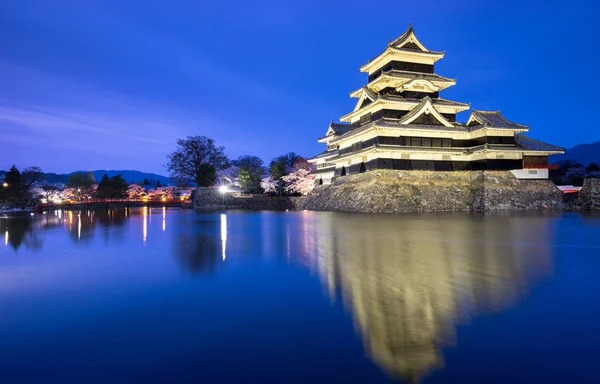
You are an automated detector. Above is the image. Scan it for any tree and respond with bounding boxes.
[196,163,216,187]
[269,152,300,181]
[586,162,600,172]
[38,185,62,203]
[148,186,176,199]
[127,184,146,199]
[1,166,22,206]
[260,176,278,194]
[110,174,129,198]
[156,180,162,188]
[292,157,311,172]
[96,174,129,198]
[233,156,265,193]
[142,178,151,186]
[67,172,96,198]
[96,174,112,198]
[232,155,265,174]
[166,136,229,186]
[281,168,315,196]
[217,165,241,187]
[21,167,43,189]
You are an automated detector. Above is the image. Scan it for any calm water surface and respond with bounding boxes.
[1,208,600,383]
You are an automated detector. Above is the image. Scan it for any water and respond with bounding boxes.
[1,208,600,383]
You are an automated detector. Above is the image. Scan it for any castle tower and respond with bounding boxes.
[309,25,564,185]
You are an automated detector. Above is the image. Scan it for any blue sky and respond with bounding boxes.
[0,0,598,174]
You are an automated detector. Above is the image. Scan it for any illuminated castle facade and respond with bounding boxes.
[309,25,564,185]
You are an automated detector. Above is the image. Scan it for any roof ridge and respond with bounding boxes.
[388,23,414,47]
[435,97,470,106]
[385,70,456,82]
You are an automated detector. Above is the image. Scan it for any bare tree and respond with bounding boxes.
[166,136,229,187]
[21,166,43,189]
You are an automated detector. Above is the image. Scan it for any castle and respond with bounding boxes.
[309,25,564,185]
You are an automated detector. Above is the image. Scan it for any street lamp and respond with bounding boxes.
[1,183,7,208]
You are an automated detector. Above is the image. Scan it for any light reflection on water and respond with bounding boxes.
[1,209,600,383]
[303,213,555,382]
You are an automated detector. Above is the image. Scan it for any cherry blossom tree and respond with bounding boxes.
[30,186,63,204]
[260,176,278,194]
[148,186,177,199]
[127,184,147,199]
[281,169,315,196]
[178,188,195,200]
[217,165,241,187]
[292,157,311,172]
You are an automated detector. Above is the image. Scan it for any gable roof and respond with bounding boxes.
[467,110,528,130]
[319,120,352,142]
[398,97,454,127]
[360,24,444,73]
[327,120,352,135]
[388,24,442,54]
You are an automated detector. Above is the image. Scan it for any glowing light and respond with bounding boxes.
[77,212,81,240]
[218,185,230,194]
[161,197,166,202]
[162,206,166,232]
[4,231,8,246]
[2,182,7,188]
[142,206,148,244]
[220,214,227,260]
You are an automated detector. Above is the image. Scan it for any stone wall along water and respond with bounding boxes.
[576,179,600,210]
[194,188,299,210]
[301,170,564,213]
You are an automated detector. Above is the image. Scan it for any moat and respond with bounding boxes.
[1,208,600,383]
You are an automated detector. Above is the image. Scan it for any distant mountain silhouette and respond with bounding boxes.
[552,141,600,166]
[0,169,172,185]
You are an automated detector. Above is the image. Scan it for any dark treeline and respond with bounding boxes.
[1,166,43,208]
[550,161,600,186]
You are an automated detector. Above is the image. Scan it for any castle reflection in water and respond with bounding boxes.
[289,212,556,382]
[1,209,557,382]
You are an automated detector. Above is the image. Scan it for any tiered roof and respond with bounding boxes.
[342,92,469,122]
[360,25,445,73]
[353,71,456,94]
[313,24,564,162]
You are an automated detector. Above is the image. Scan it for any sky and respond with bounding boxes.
[0,0,598,175]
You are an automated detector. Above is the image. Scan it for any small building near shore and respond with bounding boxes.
[309,24,564,185]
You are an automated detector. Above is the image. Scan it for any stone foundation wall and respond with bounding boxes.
[471,171,564,211]
[575,179,600,210]
[301,170,564,213]
[194,188,299,210]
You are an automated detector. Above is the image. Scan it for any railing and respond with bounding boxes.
[523,164,560,170]
[36,198,192,209]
